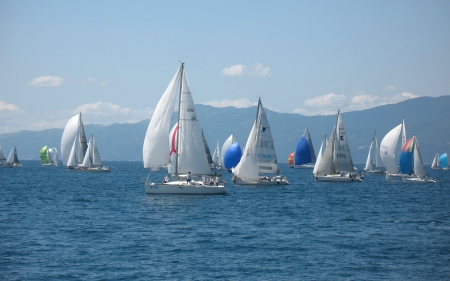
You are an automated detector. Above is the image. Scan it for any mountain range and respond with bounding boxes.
[1,95,449,165]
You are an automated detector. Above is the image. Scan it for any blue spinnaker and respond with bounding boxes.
[223,141,242,169]
[294,136,311,165]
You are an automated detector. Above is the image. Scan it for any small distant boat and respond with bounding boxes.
[431,153,440,169]
[40,145,58,166]
[0,144,13,168]
[143,63,225,194]
[210,139,222,170]
[79,135,110,172]
[364,132,385,174]
[7,146,22,167]
[61,113,88,169]
[290,127,316,169]
[380,118,412,180]
[401,136,436,184]
[232,98,289,185]
[313,110,362,182]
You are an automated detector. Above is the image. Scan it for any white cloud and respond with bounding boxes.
[200,99,257,108]
[30,76,64,87]
[222,63,271,77]
[71,101,154,125]
[82,76,97,84]
[0,101,155,134]
[384,85,396,91]
[293,91,420,116]
[82,76,108,86]
[0,100,19,111]
[222,65,245,76]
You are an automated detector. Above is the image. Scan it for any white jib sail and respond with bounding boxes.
[143,67,181,169]
[67,136,78,167]
[313,139,324,175]
[365,138,375,171]
[81,137,93,167]
[232,119,260,182]
[316,126,336,176]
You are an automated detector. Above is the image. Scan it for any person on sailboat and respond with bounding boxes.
[215,176,219,186]
[187,172,192,185]
[163,175,169,183]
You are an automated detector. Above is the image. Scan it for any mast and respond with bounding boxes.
[175,63,184,180]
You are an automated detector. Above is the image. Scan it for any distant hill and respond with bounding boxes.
[1,96,449,164]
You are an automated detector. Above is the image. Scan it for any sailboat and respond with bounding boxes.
[6,146,22,167]
[222,134,242,171]
[221,134,234,168]
[211,140,222,170]
[79,135,110,172]
[290,127,316,168]
[61,113,88,169]
[380,118,414,180]
[232,98,289,185]
[313,111,362,182]
[0,144,13,168]
[401,136,437,183]
[364,132,385,174]
[143,63,225,194]
[431,153,440,169]
[40,145,58,166]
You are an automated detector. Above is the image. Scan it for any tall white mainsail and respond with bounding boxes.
[334,111,354,173]
[255,98,280,174]
[176,70,211,175]
[374,132,384,169]
[413,136,426,177]
[92,136,103,166]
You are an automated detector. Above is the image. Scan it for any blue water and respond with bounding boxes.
[1,161,449,280]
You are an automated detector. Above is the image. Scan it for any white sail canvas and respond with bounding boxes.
[177,70,211,175]
[143,68,181,169]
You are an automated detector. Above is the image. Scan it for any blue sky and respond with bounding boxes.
[1,0,449,133]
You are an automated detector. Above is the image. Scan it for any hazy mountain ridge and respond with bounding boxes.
[1,96,449,164]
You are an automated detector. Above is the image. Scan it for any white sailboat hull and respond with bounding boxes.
[290,164,315,169]
[232,177,290,185]
[386,173,418,180]
[403,177,437,184]
[315,174,362,182]
[365,169,385,174]
[144,180,226,194]
[42,163,58,166]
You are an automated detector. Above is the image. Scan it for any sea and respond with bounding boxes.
[1,161,449,281]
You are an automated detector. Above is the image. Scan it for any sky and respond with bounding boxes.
[1,0,449,133]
